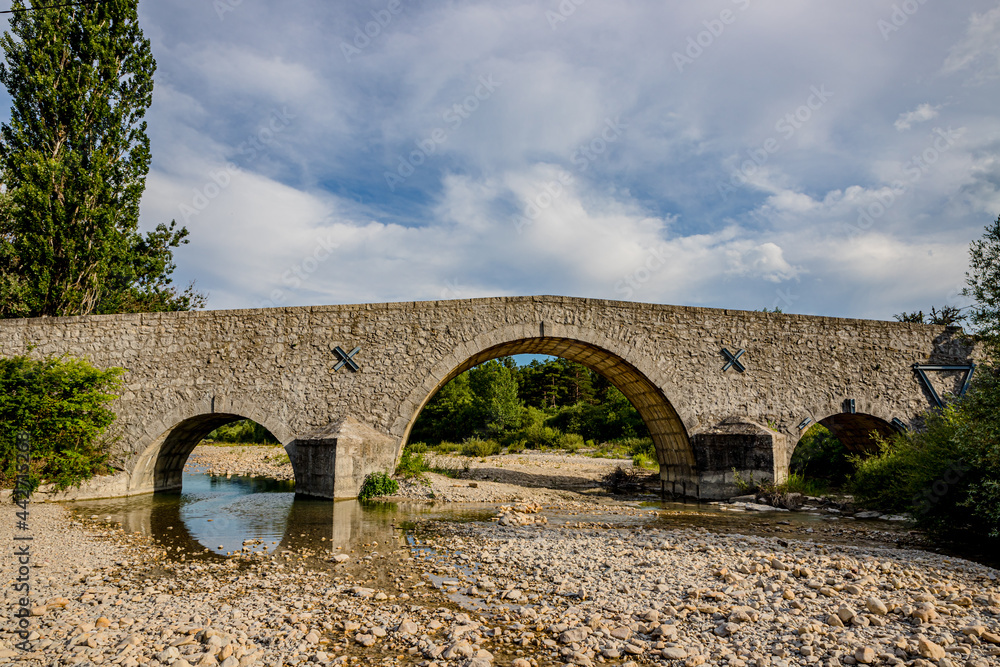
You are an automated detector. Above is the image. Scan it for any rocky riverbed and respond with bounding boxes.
[4,496,1000,667]
[4,447,1000,667]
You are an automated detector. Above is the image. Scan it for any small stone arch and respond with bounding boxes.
[778,395,903,477]
[780,411,897,487]
[127,395,293,495]
[816,412,897,455]
[392,322,697,489]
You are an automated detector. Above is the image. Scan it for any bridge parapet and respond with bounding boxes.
[0,296,978,501]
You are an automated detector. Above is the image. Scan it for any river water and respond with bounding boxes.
[64,472,963,568]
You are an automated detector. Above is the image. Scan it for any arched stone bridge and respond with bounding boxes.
[0,296,975,500]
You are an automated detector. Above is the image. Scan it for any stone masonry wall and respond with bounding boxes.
[0,295,975,498]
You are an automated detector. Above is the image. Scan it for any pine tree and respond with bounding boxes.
[0,0,203,318]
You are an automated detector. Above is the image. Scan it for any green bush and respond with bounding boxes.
[850,366,1000,538]
[1,353,124,491]
[358,471,399,500]
[790,425,852,486]
[625,437,655,458]
[848,434,915,513]
[781,472,829,497]
[396,450,430,478]
[512,411,564,449]
[408,442,428,454]
[631,452,657,470]
[621,438,660,470]
[506,440,525,454]
[558,432,585,452]
[461,437,501,457]
[433,440,461,454]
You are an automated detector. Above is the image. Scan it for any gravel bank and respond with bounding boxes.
[185,445,294,482]
[391,452,650,504]
[184,446,646,505]
[4,494,1000,667]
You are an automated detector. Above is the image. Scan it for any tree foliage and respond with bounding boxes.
[468,359,522,435]
[409,356,649,447]
[789,424,853,486]
[850,366,1000,537]
[204,419,279,445]
[964,214,1000,356]
[893,306,967,326]
[855,214,1000,540]
[1,353,123,491]
[0,0,203,318]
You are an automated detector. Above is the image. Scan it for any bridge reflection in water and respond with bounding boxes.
[67,473,407,558]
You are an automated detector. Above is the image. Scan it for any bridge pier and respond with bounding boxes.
[291,417,397,500]
[674,417,789,500]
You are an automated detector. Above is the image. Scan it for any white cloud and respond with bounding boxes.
[112,0,1000,321]
[943,6,1000,82]
[894,103,941,131]
[725,242,801,283]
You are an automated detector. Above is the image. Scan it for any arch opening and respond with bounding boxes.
[399,336,695,483]
[130,414,288,494]
[818,412,897,456]
[785,413,898,494]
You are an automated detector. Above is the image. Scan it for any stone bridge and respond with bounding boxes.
[0,296,976,500]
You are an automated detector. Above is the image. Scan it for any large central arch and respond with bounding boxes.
[394,324,697,488]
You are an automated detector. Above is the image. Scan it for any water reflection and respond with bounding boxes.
[70,473,406,558]
[70,473,984,572]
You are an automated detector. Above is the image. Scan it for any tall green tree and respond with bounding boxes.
[964,214,1000,356]
[469,359,522,435]
[409,373,477,444]
[0,0,203,318]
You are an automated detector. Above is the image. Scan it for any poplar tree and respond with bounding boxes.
[0,0,203,318]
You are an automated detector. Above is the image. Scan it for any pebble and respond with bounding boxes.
[854,646,876,664]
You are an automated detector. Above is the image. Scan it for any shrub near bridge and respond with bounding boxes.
[0,354,124,492]
[851,365,1000,538]
[358,471,399,500]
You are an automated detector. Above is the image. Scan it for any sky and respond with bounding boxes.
[9,0,1000,320]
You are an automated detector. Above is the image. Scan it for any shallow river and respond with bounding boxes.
[63,471,977,569]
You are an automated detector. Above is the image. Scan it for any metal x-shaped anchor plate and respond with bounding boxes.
[333,345,361,372]
[722,348,746,373]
